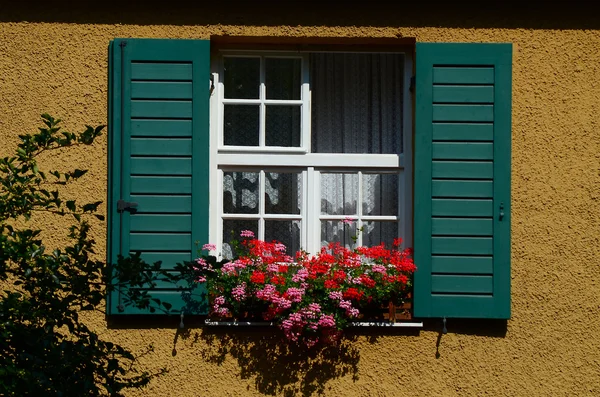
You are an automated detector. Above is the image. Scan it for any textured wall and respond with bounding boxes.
[1,3,599,396]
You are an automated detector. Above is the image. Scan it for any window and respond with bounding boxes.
[209,50,413,257]
[107,39,512,320]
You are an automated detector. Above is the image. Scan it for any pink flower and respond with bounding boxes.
[256,284,277,301]
[342,216,355,225]
[240,230,255,238]
[318,314,336,328]
[221,262,237,275]
[231,283,247,301]
[371,264,387,274]
[328,291,343,301]
[347,308,360,318]
[195,276,206,283]
[307,303,321,313]
[274,243,286,252]
[285,287,305,302]
[339,300,352,309]
[267,263,279,273]
[214,296,225,306]
[202,243,216,251]
[292,268,309,282]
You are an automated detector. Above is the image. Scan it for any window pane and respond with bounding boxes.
[320,220,357,249]
[222,219,258,259]
[362,221,398,248]
[265,172,302,214]
[320,173,358,215]
[265,220,301,256]
[265,58,301,100]
[224,105,259,146]
[224,57,259,99]
[265,106,301,147]
[310,53,404,154]
[363,173,398,216]
[223,172,259,214]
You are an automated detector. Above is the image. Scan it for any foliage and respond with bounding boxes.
[0,115,165,396]
[182,230,416,348]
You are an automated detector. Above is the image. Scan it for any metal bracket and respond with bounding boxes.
[442,317,447,334]
[117,199,138,213]
[180,312,185,329]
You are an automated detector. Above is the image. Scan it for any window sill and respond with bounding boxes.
[204,319,423,328]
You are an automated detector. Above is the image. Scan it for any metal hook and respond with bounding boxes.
[179,312,185,329]
[442,317,447,334]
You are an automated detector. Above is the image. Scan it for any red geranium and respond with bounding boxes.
[250,271,266,284]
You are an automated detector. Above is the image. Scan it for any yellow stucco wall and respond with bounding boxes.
[1,4,599,396]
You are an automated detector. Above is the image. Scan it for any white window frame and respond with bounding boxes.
[209,49,413,255]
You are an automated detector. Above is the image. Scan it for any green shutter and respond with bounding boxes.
[107,39,210,315]
[414,43,512,319]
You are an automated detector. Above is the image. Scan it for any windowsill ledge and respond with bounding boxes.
[204,319,423,328]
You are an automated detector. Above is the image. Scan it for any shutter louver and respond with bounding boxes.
[107,39,210,315]
[414,43,512,319]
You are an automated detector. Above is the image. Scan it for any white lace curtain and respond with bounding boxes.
[310,52,404,154]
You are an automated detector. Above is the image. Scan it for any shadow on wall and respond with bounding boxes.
[2,2,599,29]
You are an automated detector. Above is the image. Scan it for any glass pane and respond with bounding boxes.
[265,58,301,100]
[265,106,301,147]
[265,220,301,256]
[310,53,404,154]
[320,220,357,249]
[223,172,259,214]
[224,105,259,146]
[362,221,398,248]
[222,219,258,259]
[224,57,259,99]
[265,172,302,214]
[320,173,358,215]
[362,173,398,216]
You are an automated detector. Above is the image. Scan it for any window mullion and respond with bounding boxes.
[357,171,363,247]
[259,170,266,241]
[259,56,266,148]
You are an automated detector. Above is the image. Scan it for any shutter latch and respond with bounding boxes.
[117,199,138,213]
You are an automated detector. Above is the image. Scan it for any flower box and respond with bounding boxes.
[184,231,417,346]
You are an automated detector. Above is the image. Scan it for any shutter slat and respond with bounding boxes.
[433,104,494,122]
[130,158,191,175]
[130,233,191,251]
[432,237,493,255]
[132,82,193,99]
[432,199,493,217]
[131,120,192,137]
[130,214,192,232]
[432,161,493,179]
[431,275,493,294]
[131,63,192,80]
[433,67,494,84]
[132,195,191,213]
[432,218,493,236]
[432,143,493,160]
[433,86,494,103]
[131,100,192,118]
[131,176,192,194]
[432,180,493,198]
[431,256,493,274]
[137,252,192,269]
[131,138,192,156]
[432,123,494,141]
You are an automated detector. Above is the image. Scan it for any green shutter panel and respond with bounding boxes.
[414,43,512,319]
[107,39,210,315]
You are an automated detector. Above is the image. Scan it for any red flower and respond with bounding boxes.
[250,271,266,284]
[324,279,340,289]
[359,274,376,288]
[343,287,363,301]
[278,265,289,273]
[271,275,286,285]
[396,274,408,285]
[332,270,346,281]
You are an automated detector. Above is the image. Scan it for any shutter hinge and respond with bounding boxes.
[119,40,127,48]
[117,199,138,213]
[410,75,416,93]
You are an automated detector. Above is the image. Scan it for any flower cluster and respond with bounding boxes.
[189,232,415,347]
